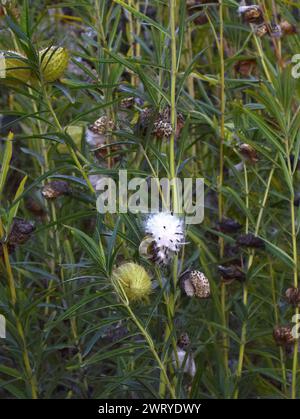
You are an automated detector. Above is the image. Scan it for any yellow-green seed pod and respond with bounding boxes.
[0,51,31,86]
[112,263,152,303]
[39,46,69,82]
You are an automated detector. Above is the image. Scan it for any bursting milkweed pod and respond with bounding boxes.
[180,270,211,299]
[39,46,69,82]
[238,5,264,25]
[41,180,70,199]
[239,143,259,164]
[153,120,173,139]
[273,326,296,347]
[0,51,31,85]
[112,263,152,303]
[177,333,191,350]
[172,348,196,378]
[144,212,185,265]
[86,116,115,147]
[8,218,35,246]
[285,287,300,307]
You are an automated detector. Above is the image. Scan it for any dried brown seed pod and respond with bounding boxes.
[153,107,184,139]
[280,20,297,36]
[273,326,295,347]
[217,218,242,234]
[89,115,115,135]
[239,143,259,164]
[239,5,264,25]
[153,120,173,139]
[234,60,257,77]
[181,270,210,299]
[218,265,246,283]
[8,218,35,245]
[236,233,265,249]
[42,180,70,199]
[177,332,190,350]
[253,23,268,38]
[285,287,300,307]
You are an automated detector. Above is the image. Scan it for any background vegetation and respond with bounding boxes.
[1,0,300,399]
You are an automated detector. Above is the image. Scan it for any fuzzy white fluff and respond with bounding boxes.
[145,212,184,253]
[85,128,105,147]
[238,5,255,14]
[173,349,196,378]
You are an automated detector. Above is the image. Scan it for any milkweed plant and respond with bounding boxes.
[0,0,300,400]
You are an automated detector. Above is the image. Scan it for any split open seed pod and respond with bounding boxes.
[180,270,210,299]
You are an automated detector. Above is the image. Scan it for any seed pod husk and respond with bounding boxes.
[239,143,259,164]
[42,180,70,199]
[239,5,264,25]
[89,115,115,136]
[153,120,173,139]
[180,270,210,299]
[218,265,246,283]
[8,218,35,245]
[273,325,295,347]
[236,233,265,249]
[177,333,190,350]
[285,287,300,307]
[253,23,268,38]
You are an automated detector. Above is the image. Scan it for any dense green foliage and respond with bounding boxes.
[1,0,300,399]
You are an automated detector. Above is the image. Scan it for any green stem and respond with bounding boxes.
[285,140,298,399]
[218,0,228,376]
[169,0,178,212]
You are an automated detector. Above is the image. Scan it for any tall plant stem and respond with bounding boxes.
[169,0,178,211]
[218,0,228,375]
[158,0,181,398]
[285,140,298,399]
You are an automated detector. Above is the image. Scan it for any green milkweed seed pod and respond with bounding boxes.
[39,46,69,82]
[0,51,31,86]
